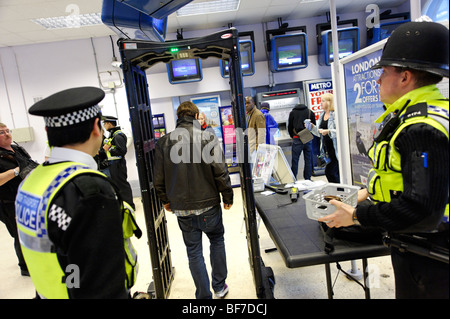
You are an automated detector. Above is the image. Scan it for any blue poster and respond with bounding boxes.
[191,95,222,139]
[343,49,384,186]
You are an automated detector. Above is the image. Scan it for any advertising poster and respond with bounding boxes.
[343,49,384,186]
[191,95,222,138]
[303,79,333,120]
[219,106,236,166]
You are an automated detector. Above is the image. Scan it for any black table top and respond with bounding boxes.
[254,191,390,268]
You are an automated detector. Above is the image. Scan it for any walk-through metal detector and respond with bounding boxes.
[118,28,274,299]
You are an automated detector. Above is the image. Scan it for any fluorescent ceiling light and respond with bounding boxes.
[32,13,102,29]
[177,0,240,17]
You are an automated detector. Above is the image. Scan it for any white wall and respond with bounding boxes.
[0,2,410,192]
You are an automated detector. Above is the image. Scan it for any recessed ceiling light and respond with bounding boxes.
[176,0,240,17]
[32,13,102,29]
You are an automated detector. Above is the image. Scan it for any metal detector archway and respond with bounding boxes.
[118,28,273,299]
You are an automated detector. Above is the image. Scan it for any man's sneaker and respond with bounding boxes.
[214,284,229,298]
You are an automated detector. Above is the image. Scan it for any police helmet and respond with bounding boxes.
[371,21,449,77]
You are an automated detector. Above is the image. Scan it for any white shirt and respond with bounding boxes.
[48,147,98,170]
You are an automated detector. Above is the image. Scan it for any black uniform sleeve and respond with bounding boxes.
[48,174,128,299]
[356,123,449,232]
[110,133,128,158]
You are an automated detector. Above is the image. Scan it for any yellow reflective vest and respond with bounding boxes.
[104,129,124,161]
[366,85,449,227]
[15,162,140,298]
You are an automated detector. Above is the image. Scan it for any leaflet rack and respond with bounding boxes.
[118,28,274,299]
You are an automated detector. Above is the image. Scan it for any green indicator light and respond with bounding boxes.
[170,48,179,53]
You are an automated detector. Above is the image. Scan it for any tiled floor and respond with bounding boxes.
[0,176,395,299]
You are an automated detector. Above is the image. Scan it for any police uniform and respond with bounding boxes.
[15,87,140,299]
[353,22,449,298]
[98,116,135,209]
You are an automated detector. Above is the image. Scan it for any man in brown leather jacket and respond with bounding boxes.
[154,101,233,299]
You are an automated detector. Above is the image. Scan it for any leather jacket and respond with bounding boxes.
[154,117,233,211]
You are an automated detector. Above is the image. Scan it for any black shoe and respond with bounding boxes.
[21,269,30,277]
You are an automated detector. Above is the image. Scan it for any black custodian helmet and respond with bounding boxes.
[371,21,449,77]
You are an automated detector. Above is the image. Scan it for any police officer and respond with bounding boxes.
[15,87,140,299]
[98,115,135,209]
[319,22,449,298]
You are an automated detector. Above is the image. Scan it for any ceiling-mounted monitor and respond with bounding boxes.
[319,27,359,66]
[102,0,167,41]
[118,0,194,19]
[271,33,308,72]
[167,58,203,84]
[220,40,255,78]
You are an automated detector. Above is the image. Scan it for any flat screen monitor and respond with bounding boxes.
[326,27,359,65]
[380,20,409,40]
[102,0,167,42]
[167,58,202,84]
[271,33,308,71]
[220,40,255,77]
[139,14,167,41]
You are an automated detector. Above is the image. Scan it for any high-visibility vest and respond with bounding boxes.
[367,99,449,229]
[15,162,140,298]
[104,129,125,161]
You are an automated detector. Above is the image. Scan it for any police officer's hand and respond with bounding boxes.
[223,203,232,210]
[318,200,354,228]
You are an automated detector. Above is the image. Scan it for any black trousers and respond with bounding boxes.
[0,201,27,271]
[102,160,135,210]
[391,229,449,299]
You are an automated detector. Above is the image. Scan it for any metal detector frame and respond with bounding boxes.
[118,28,270,299]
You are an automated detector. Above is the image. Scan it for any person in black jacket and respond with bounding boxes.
[154,101,233,299]
[0,122,38,276]
[288,104,316,180]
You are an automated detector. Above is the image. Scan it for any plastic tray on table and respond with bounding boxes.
[302,183,360,220]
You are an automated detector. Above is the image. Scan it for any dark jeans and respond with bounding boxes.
[177,205,227,299]
[291,138,313,180]
[0,201,27,272]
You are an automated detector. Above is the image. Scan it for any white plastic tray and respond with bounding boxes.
[302,183,360,220]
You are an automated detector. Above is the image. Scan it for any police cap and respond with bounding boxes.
[29,87,105,127]
[371,21,449,77]
[102,115,118,122]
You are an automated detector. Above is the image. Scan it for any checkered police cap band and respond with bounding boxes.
[44,104,101,127]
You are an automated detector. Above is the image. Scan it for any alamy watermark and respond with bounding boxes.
[65,264,80,288]
[166,123,268,165]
